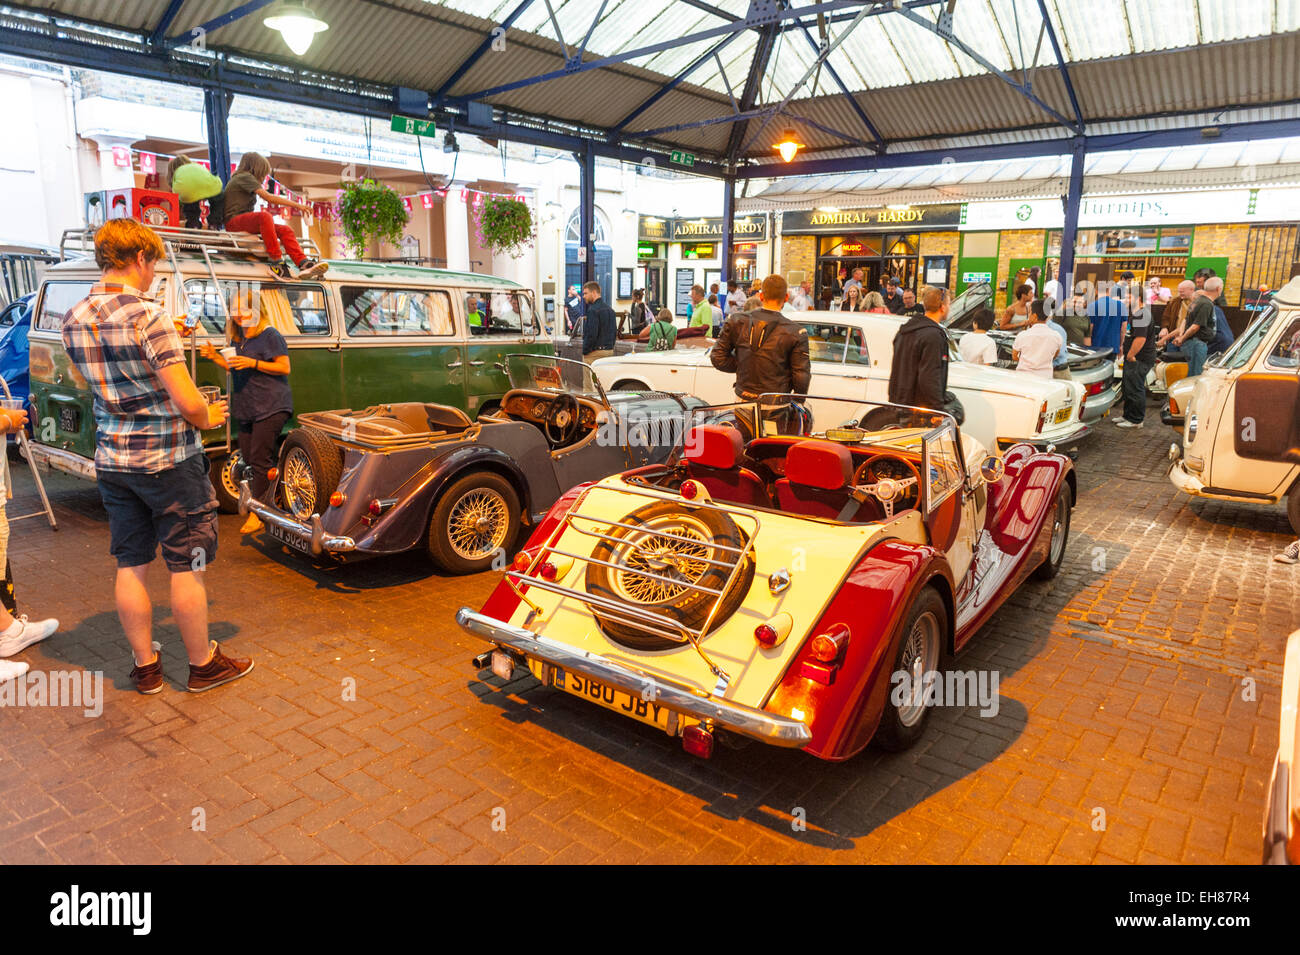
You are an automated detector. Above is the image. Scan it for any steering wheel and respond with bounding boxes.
[853,453,922,519]
[543,393,581,447]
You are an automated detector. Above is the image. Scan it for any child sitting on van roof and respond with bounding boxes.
[223,152,327,281]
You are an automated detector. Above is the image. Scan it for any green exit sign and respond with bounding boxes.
[391,115,437,137]
[670,150,695,167]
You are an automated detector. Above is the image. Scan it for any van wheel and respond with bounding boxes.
[209,451,244,514]
[874,587,947,753]
[1288,482,1300,535]
[278,427,343,520]
[427,472,520,575]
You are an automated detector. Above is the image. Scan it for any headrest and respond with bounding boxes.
[683,425,744,469]
[784,440,854,491]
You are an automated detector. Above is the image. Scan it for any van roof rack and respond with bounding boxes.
[59,225,321,263]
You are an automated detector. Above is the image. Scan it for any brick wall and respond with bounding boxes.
[780,234,816,282]
[1193,222,1250,306]
[918,230,959,289]
[995,229,1046,291]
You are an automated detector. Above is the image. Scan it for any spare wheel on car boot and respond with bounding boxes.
[586,500,755,651]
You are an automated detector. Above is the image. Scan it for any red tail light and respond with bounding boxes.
[329,491,345,508]
[368,498,383,516]
[539,561,558,581]
[1085,380,1107,395]
[754,624,778,648]
[680,479,700,500]
[266,467,278,482]
[1035,400,1048,433]
[809,623,850,662]
[681,724,714,759]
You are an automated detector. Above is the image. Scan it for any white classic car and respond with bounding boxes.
[593,310,1091,453]
[1168,275,1300,532]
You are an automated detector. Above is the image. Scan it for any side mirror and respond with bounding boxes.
[979,454,1005,484]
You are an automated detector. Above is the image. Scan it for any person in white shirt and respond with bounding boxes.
[1012,306,1065,379]
[790,280,814,311]
[958,308,999,365]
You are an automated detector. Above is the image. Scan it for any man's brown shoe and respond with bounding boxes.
[131,641,164,695]
[187,641,254,693]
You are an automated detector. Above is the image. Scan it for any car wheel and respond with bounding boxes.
[278,427,343,521]
[874,587,947,752]
[208,451,244,514]
[1288,481,1300,536]
[1032,485,1071,580]
[585,500,755,651]
[427,472,520,575]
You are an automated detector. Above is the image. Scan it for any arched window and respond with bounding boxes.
[565,206,613,301]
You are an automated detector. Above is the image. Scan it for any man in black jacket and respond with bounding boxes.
[581,280,617,362]
[888,286,952,418]
[711,274,811,433]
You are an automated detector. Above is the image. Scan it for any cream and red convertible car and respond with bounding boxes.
[457,396,1075,760]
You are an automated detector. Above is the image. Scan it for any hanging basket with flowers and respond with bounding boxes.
[335,179,409,258]
[475,194,534,259]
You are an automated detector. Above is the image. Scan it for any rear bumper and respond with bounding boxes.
[456,608,812,748]
[1003,421,1091,453]
[1081,384,1121,422]
[25,442,96,480]
[238,480,356,555]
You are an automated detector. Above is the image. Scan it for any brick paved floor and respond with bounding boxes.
[0,399,1292,864]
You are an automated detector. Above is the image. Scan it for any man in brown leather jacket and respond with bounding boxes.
[710,273,811,400]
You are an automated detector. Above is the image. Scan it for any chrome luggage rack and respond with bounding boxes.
[60,226,321,263]
[296,404,478,453]
[507,481,762,687]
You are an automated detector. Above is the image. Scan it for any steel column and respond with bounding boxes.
[720,175,736,287]
[203,86,232,184]
[579,142,596,286]
[1058,138,1085,299]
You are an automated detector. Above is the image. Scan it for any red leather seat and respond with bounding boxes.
[774,440,882,522]
[682,425,770,508]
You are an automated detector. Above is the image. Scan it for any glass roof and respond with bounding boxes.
[426,0,1288,101]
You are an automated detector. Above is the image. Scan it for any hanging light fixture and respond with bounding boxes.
[774,129,803,163]
[264,2,329,56]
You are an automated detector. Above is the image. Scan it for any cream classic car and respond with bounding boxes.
[593,310,1090,453]
[1168,275,1300,532]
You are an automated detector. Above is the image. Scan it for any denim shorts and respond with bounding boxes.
[97,452,219,572]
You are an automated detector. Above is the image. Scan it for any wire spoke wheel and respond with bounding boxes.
[281,447,317,519]
[447,488,510,560]
[896,610,940,728]
[1049,493,1068,565]
[610,519,713,604]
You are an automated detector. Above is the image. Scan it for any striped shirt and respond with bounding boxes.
[61,282,200,474]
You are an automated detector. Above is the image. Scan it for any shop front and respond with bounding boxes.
[780,204,962,303]
[959,189,1300,315]
[636,213,769,315]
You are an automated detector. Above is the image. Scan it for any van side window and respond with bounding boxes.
[470,290,538,336]
[343,287,453,336]
[185,280,329,336]
[1265,319,1300,369]
[34,281,95,332]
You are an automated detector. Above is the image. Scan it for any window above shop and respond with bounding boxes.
[1047,227,1194,257]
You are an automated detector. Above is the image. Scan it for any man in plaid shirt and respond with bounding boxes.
[63,219,254,695]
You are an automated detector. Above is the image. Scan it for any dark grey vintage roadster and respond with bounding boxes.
[239,355,706,573]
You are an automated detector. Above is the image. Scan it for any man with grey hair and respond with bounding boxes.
[1174,277,1218,376]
